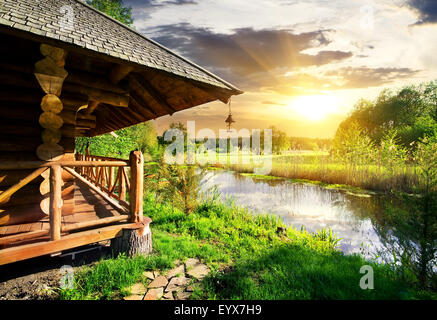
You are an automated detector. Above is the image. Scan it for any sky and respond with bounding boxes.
[124,0,437,138]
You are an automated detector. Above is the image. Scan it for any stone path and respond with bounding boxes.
[123,258,210,301]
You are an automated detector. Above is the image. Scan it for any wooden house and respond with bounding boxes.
[0,0,242,265]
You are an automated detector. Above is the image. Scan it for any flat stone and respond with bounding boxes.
[143,271,154,280]
[175,291,191,300]
[163,291,174,300]
[148,275,168,289]
[165,276,191,292]
[185,258,200,269]
[129,283,147,295]
[124,295,143,300]
[153,271,160,278]
[186,264,210,280]
[166,265,185,279]
[144,288,163,300]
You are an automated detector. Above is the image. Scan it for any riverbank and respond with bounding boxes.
[59,193,434,300]
[207,152,419,194]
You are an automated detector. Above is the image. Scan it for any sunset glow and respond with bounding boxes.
[289,95,339,121]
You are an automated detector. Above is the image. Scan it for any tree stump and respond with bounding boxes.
[111,222,152,257]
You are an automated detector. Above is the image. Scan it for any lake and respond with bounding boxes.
[200,170,397,259]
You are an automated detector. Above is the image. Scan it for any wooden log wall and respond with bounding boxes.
[0,35,77,227]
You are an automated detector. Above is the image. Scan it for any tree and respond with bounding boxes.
[259,126,290,154]
[134,121,159,156]
[86,0,133,26]
[337,81,437,147]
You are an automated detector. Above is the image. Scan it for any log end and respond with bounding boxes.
[110,222,152,257]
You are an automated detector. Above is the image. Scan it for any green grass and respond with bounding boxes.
[240,173,283,180]
[60,192,434,300]
[59,230,219,300]
[211,153,419,193]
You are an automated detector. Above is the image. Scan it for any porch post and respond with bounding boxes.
[49,165,62,241]
[129,151,143,223]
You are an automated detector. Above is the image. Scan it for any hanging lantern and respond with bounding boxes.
[225,99,235,131]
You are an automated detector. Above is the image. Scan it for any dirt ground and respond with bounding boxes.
[0,243,111,300]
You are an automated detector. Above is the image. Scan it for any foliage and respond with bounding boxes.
[86,0,133,26]
[76,121,159,160]
[337,80,437,147]
[60,193,431,300]
[144,159,207,214]
[332,121,375,166]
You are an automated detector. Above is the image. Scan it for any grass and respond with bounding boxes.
[210,153,419,193]
[59,192,434,300]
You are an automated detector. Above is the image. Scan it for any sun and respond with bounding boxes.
[289,94,338,121]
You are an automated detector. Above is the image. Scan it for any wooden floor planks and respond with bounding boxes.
[0,178,122,238]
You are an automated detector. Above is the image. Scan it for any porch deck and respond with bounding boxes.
[0,178,125,245]
[0,152,149,266]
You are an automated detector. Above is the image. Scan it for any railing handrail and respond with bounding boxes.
[0,150,143,245]
[0,160,128,170]
[82,154,128,162]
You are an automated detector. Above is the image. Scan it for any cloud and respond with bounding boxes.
[407,0,437,24]
[325,67,420,88]
[261,67,420,95]
[125,0,197,7]
[145,23,352,91]
[261,101,287,106]
[135,21,419,96]
[124,0,197,20]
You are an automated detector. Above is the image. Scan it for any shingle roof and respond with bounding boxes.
[0,0,241,93]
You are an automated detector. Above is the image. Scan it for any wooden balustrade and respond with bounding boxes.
[0,150,144,244]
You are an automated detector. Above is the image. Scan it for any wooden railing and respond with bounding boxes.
[0,150,144,245]
[75,152,131,209]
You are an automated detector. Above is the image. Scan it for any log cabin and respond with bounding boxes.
[0,0,242,265]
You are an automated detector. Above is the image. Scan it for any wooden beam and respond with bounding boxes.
[49,165,62,241]
[129,151,143,223]
[66,71,128,94]
[84,100,100,115]
[129,92,158,117]
[119,167,126,202]
[0,161,128,170]
[62,82,129,107]
[0,167,47,204]
[130,74,176,114]
[62,214,129,232]
[109,65,133,85]
[0,230,49,247]
[0,223,141,265]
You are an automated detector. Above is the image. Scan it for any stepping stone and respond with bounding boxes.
[148,275,168,289]
[144,288,163,300]
[186,264,210,280]
[129,283,146,295]
[175,291,191,300]
[143,271,154,280]
[163,291,174,300]
[165,276,191,292]
[185,258,200,269]
[153,271,160,278]
[124,295,143,300]
[166,265,185,279]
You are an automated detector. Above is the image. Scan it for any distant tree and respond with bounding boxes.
[134,121,159,156]
[85,0,133,26]
[259,126,290,154]
[336,81,437,148]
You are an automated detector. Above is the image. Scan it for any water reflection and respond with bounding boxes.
[200,171,394,258]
